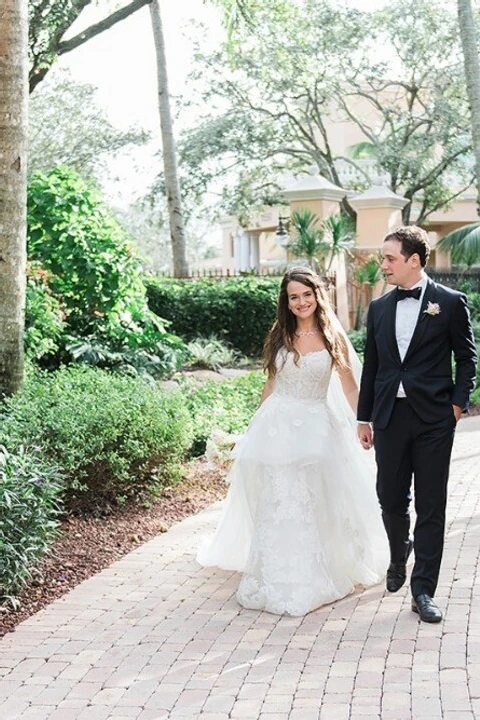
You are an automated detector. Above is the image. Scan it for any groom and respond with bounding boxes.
[357,225,477,623]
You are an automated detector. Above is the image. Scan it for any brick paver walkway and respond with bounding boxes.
[1,417,480,720]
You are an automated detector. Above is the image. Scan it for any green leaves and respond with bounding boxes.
[29,70,149,178]
[436,223,480,269]
[1,366,194,512]
[289,208,329,272]
[146,276,281,356]
[27,167,141,325]
[0,445,62,603]
[186,337,239,371]
[184,0,472,224]
[26,167,186,377]
[24,262,66,361]
[288,209,355,272]
[29,1,93,90]
[354,254,383,288]
[181,370,264,456]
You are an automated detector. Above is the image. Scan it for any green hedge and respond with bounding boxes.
[146,277,280,356]
[1,366,193,511]
[468,293,480,324]
[0,446,62,604]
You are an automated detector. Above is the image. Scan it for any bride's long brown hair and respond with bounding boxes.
[263,267,349,378]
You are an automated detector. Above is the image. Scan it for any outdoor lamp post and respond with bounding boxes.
[275,214,290,264]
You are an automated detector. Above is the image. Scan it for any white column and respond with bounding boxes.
[233,230,242,272]
[249,232,260,269]
[239,231,249,271]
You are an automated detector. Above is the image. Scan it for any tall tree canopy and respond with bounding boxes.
[29,70,149,178]
[182,0,473,226]
[458,0,480,210]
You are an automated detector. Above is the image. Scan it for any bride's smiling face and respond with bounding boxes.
[287,280,318,320]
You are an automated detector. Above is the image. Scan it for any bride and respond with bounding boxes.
[197,266,388,616]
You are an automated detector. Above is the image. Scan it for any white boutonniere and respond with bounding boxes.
[424,301,441,316]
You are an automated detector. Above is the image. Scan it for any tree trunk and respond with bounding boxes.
[458,0,480,213]
[150,0,189,277]
[0,0,28,397]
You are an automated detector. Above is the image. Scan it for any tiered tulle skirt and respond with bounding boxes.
[197,393,389,615]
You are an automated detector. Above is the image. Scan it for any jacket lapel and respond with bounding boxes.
[384,288,402,364]
[403,278,436,363]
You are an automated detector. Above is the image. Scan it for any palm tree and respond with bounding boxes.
[289,208,329,272]
[322,213,356,272]
[458,0,480,212]
[0,0,28,396]
[150,0,189,278]
[347,141,377,160]
[439,1,480,265]
[353,255,384,329]
[436,224,480,269]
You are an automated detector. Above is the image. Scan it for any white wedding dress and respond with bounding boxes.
[197,348,389,616]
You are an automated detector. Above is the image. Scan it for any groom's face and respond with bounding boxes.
[381,239,420,289]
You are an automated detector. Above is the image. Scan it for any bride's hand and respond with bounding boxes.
[357,422,373,449]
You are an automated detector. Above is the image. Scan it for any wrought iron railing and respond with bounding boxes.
[428,271,480,292]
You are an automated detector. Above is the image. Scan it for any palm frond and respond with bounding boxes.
[289,208,329,269]
[346,142,378,160]
[354,255,383,286]
[436,223,480,268]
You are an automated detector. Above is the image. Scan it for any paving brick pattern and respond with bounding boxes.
[1,417,480,720]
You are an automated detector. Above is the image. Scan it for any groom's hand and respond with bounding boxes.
[357,422,373,449]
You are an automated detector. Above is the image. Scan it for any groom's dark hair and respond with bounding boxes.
[384,225,430,267]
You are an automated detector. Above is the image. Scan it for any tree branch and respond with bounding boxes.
[57,0,153,56]
[407,146,471,195]
[416,178,475,225]
[29,0,93,92]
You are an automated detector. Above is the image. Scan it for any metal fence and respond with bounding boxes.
[155,268,337,310]
[156,267,284,279]
[428,271,480,292]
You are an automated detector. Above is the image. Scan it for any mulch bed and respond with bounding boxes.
[0,459,228,639]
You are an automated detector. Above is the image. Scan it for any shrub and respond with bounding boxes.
[182,371,265,456]
[186,336,239,370]
[1,366,194,511]
[467,292,480,323]
[25,262,66,362]
[26,167,186,377]
[65,313,187,380]
[347,327,367,356]
[146,276,280,356]
[472,385,480,406]
[28,167,145,332]
[0,446,62,605]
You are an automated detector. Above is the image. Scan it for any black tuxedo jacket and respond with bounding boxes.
[357,278,477,430]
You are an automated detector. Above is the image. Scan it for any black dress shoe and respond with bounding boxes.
[386,540,413,592]
[411,594,443,623]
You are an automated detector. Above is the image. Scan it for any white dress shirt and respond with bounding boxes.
[395,276,427,397]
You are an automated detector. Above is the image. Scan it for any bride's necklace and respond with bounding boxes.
[295,328,319,337]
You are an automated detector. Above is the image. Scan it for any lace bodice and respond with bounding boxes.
[273,349,332,402]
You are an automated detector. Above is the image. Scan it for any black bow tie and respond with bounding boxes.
[396,287,422,302]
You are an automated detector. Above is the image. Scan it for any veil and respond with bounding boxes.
[326,307,363,434]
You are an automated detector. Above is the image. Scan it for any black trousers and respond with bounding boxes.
[374,398,456,598]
